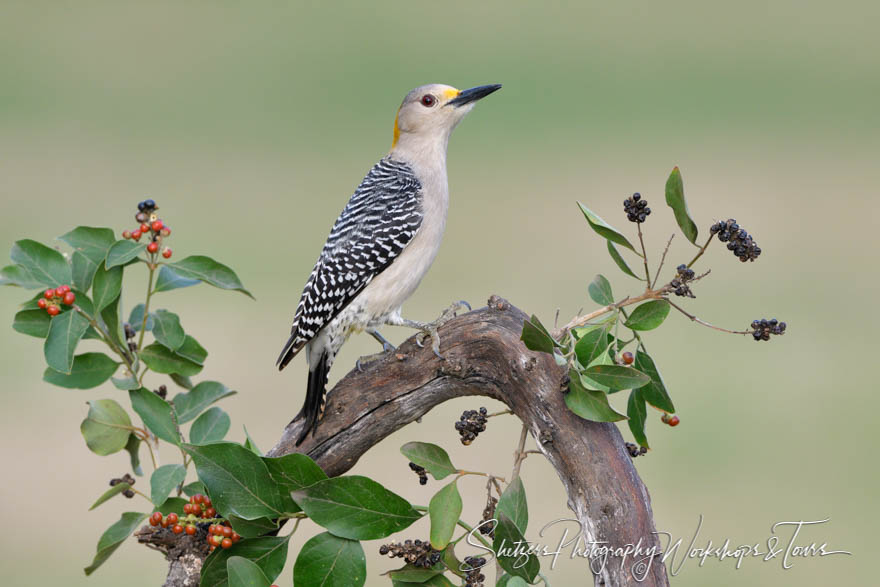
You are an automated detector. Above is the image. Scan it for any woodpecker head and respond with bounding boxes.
[392,83,501,152]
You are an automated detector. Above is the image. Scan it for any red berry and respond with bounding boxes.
[161,228,171,237]
[44,289,55,300]
[183,503,193,515]
[54,286,64,297]
[660,413,670,424]
[131,230,142,241]
[140,223,150,233]
[221,538,232,549]
[151,220,163,232]
[209,545,216,552]
[161,517,170,528]
[210,535,223,547]
[622,351,634,365]
[149,512,163,526]
[47,305,60,316]
[230,532,241,543]
[172,524,183,534]
[193,494,204,505]
[122,230,132,239]
[668,415,681,427]
[37,298,48,309]
[202,496,212,507]
[62,291,76,305]
[147,242,159,254]
[204,507,216,519]
[162,248,172,259]
[185,525,196,535]
[166,512,179,524]
[60,285,71,294]
[220,526,232,538]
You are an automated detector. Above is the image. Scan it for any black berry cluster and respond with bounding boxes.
[624,442,648,458]
[109,473,136,498]
[710,219,761,262]
[408,462,428,485]
[462,556,487,586]
[623,193,651,223]
[455,407,488,445]
[122,199,172,259]
[479,495,497,538]
[670,264,696,297]
[751,318,786,341]
[154,385,167,400]
[378,539,441,568]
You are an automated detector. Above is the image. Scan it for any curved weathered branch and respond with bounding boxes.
[269,295,668,587]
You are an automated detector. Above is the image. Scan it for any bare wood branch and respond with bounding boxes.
[267,295,669,587]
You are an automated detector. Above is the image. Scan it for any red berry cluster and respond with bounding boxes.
[206,522,241,552]
[147,493,230,541]
[661,413,681,427]
[37,285,75,316]
[620,351,634,365]
[182,493,217,519]
[121,199,172,259]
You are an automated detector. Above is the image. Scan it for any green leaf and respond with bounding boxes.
[388,564,444,582]
[577,203,637,253]
[633,352,675,412]
[125,434,143,476]
[156,497,189,515]
[243,426,261,455]
[70,252,99,291]
[263,453,328,514]
[191,407,231,444]
[573,325,610,367]
[176,335,208,365]
[89,482,132,510]
[129,387,181,445]
[498,576,529,587]
[665,166,699,245]
[182,481,206,497]
[400,442,458,480]
[106,240,145,269]
[0,264,44,288]
[520,314,558,354]
[167,255,253,298]
[91,263,123,312]
[154,265,201,293]
[84,512,149,575]
[170,373,194,389]
[150,464,187,506]
[129,303,153,332]
[101,295,126,350]
[43,352,118,389]
[227,556,271,587]
[624,300,670,331]
[183,442,282,520]
[564,371,627,422]
[429,480,462,549]
[13,308,51,338]
[227,515,279,539]
[494,512,539,582]
[627,389,650,448]
[200,536,290,587]
[10,239,71,287]
[588,274,614,306]
[291,476,421,540]
[172,381,237,423]
[111,371,140,390]
[140,342,203,376]
[496,476,528,533]
[293,532,366,587]
[58,226,116,265]
[80,399,133,455]
[151,309,186,351]
[44,307,90,373]
[581,365,651,391]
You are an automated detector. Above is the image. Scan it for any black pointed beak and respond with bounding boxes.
[447,84,502,107]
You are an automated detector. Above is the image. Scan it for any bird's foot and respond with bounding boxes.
[413,300,471,359]
[356,344,396,372]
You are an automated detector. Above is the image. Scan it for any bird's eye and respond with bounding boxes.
[420,94,436,107]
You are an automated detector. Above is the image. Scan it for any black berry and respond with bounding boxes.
[408,462,428,485]
[456,408,488,445]
[710,219,761,262]
[378,539,442,568]
[750,317,786,341]
[624,193,651,223]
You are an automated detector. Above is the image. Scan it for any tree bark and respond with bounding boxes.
[268,295,669,587]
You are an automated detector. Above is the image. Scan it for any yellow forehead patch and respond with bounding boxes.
[443,88,461,100]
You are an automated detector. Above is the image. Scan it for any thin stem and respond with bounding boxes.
[486,409,513,418]
[619,308,648,353]
[412,505,494,550]
[686,233,715,268]
[637,223,651,285]
[138,367,151,386]
[73,306,133,370]
[510,423,529,481]
[554,287,668,339]
[666,299,750,335]
[456,470,505,483]
[143,432,159,470]
[651,234,675,289]
[130,487,153,504]
[136,261,157,350]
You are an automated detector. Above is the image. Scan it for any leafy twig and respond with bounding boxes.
[686,233,715,268]
[651,234,675,289]
[665,299,749,335]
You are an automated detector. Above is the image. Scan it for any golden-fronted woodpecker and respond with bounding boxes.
[277,83,502,444]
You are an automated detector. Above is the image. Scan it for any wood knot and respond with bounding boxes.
[439,357,467,376]
[395,353,407,361]
[539,429,553,445]
[487,295,510,312]
[524,356,537,371]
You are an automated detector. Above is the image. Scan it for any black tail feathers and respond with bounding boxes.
[295,351,331,446]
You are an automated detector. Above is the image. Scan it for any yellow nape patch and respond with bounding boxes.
[392,107,401,148]
[443,88,461,100]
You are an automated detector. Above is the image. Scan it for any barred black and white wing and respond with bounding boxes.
[276,157,423,369]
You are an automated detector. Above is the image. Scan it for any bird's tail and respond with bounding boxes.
[295,350,331,446]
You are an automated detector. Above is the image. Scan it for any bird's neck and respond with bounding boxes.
[389,132,450,178]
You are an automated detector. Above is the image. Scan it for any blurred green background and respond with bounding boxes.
[1,1,876,585]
